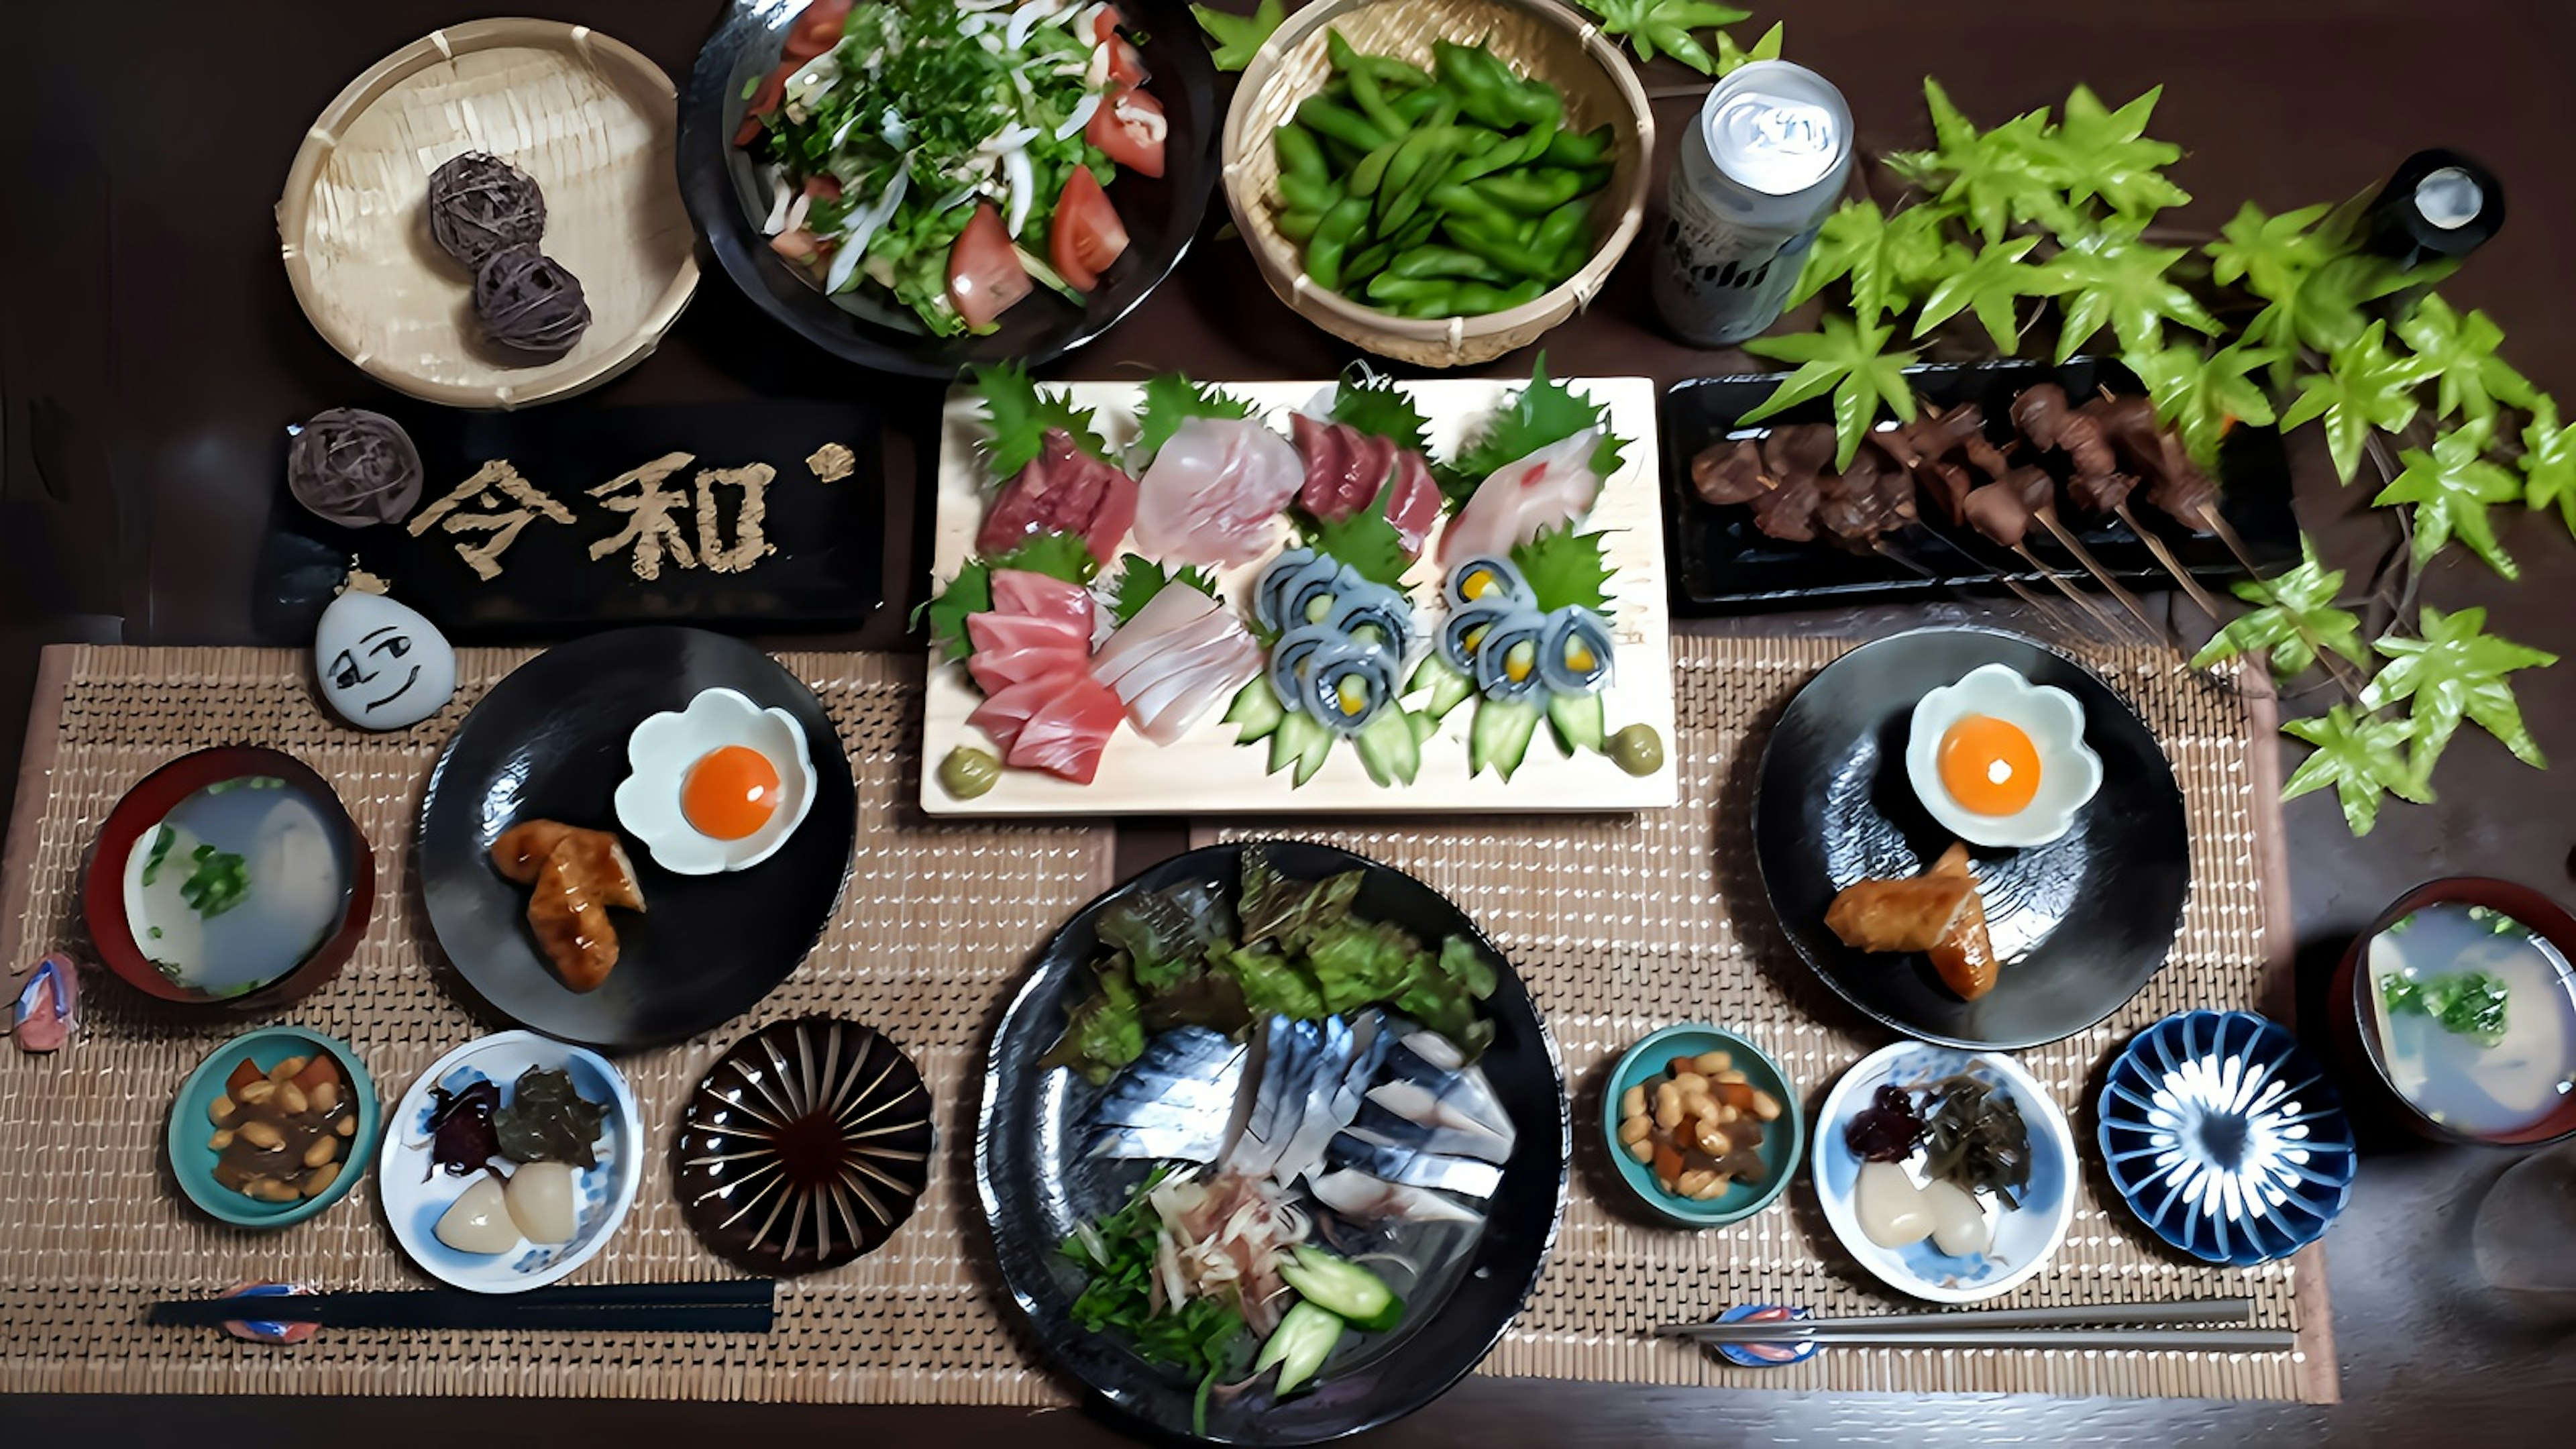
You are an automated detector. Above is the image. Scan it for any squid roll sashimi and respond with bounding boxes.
[1268,623,1345,713]
[1301,639,1403,735]
[1442,555,1532,611]
[1324,582,1416,659]
[1469,609,1550,704]
[1253,548,1320,635]
[1537,606,1615,696]
[1438,600,1517,675]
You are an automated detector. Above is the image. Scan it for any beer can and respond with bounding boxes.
[1650,60,1854,348]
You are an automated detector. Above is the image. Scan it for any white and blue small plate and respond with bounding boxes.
[1811,1041,2077,1303]
[2098,1010,2357,1266]
[378,1030,641,1294]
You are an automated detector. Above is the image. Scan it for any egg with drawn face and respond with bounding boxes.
[612,688,817,874]
[1904,664,2103,848]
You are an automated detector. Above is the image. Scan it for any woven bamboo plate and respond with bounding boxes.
[276,19,700,410]
[1221,0,1653,368]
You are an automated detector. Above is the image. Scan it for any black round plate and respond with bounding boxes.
[678,0,1221,379]
[417,628,857,1051]
[977,842,1570,1447]
[1752,627,2190,1050]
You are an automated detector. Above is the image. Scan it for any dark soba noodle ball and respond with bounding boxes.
[425,152,548,267]
[473,244,592,356]
[288,407,424,527]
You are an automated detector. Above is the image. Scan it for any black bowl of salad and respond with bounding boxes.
[680,0,1221,378]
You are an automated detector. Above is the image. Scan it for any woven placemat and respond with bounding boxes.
[0,645,1106,1401]
[1210,634,2337,1403]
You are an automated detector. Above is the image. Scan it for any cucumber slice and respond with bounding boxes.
[1278,1246,1405,1332]
[1352,707,1421,787]
[1546,692,1607,755]
[1225,676,1286,743]
[1253,1300,1344,1397]
[1407,710,1439,747]
[1467,698,1544,780]
[1406,654,1477,721]
[1269,710,1336,785]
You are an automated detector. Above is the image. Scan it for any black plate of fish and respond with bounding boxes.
[1660,357,2298,612]
[976,842,1569,1446]
[1752,627,2190,1051]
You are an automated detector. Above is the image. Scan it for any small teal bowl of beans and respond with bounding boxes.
[168,1025,380,1229]
[1604,1024,1802,1228]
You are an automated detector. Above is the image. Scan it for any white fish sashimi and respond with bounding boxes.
[1309,1169,1486,1226]
[1440,428,1607,564]
[1132,417,1303,568]
[1091,583,1263,743]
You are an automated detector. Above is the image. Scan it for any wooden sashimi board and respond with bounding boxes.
[919,378,1678,815]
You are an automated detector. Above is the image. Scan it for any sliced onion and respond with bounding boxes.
[1085,40,1112,89]
[957,12,993,36]
[880,107,910,148]
[1002,149,1035,237]
[1114,95,1168,144]
[760,168,794,235]
[826,161,910,294]
[1056,91,1101,140]
[1004,0,1061,52]
[783,191,813,237]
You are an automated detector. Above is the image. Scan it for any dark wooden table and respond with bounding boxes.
[6,1,2575,1441]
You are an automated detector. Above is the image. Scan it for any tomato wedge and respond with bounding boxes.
[948,203,1033,329]
[735,58,797,145]
[1092,5,1149,85]
[1049,165,1130,293]
[771,227,822,260]
[1091,6,1124,43]
[1087,87,1167,179]
[785,0,855,64]
[802,174,842,203]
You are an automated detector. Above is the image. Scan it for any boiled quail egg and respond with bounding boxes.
[612,688,816,875]
[1904,663,2102,848]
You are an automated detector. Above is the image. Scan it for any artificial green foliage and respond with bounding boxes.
[2362,605,2557,785]
[2188,534,2366,679]
[1569,0,1749,74]
[2041,83,2192,222]
[1133,372,1254,460]
[1788,202,1949,325]
[2280,704,2427,835]
[2277,321,2430,482]
[1190,0,1285,72]
[1713,19,1784,74]
[2204,201,2341,299]
[2242,252,2435,359]
[2125,340,2281,472]
[2374,419,2526,580]
[1739,317,1923,471]
[2521,395,2576,536]
[2034,234,2220,364]
[2394,294,2538,424]
[1911,235,2044,353]
[1884,80,2076,244]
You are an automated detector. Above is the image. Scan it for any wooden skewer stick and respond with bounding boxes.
[2032,504,2165,640]
[2112,501,2235,623]
[2007,540,2155,645]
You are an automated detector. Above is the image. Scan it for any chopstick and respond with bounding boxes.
[148,1279,776,1333]
[1656,1297,2258,1340]
[1680,1326,2298,1351]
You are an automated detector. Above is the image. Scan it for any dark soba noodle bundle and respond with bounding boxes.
[473,244,592,356]
[287,407,424,527]
[425,152,547,267]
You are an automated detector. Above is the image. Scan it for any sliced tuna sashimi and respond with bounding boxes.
[965,610,1089,659]
[965,675,1059,756]
[1006,674,1124,784]
[1290,414,1442,557]
[977,428,1139,564]
[1440,428,1607,564]
[967,640,1086,698]
[987,568,1095,629]
[1132,416,1303,568]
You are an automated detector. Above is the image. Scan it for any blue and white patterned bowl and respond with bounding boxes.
[1812,1042,2077,1303]
[2098,1010,2357,1267]
[378,1030,641,1294]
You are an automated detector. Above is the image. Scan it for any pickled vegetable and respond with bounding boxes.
[938,745,1002,800]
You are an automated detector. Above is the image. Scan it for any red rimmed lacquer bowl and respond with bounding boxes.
[83,746,374,1012]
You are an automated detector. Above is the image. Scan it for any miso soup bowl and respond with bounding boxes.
[2330,875,2576,1146]
[83,747,376,1014]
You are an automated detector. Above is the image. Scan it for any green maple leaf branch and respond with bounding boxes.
[2035,234,2220,364]
[1739,316,1922,471]
[2124,339,2282,472]
[2189,533,2367,681]
[2373,417,2526,580]
[2361,604,2557,788]
[2281,704,2427,836]
[1913,235,2046,354]
[2522,393,2576,537]
[2277,321,2431,483]
[2394,293,2538,424]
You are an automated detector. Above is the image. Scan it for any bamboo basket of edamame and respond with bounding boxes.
[1219,0,1652,368]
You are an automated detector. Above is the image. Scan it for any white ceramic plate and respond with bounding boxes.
[379,1030,642,1293]
[1810,1040,2076,1303]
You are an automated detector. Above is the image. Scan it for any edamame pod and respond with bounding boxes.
[1273,124,1328,185]
[1305,197,1372,292]
[1348,66,1410,142]
[1295,95,1391,154]
[1541,123,1615,168]
[1389,246,1512,283]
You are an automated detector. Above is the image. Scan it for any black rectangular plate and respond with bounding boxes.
[1660,357,2299,613]
[255,399,884,644]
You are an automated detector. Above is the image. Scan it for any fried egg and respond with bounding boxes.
[612,688,816,874]
[1904,664,2102,848]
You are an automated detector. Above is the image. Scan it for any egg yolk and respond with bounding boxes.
[1937,714,2043,816]
[682,745,782,841]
